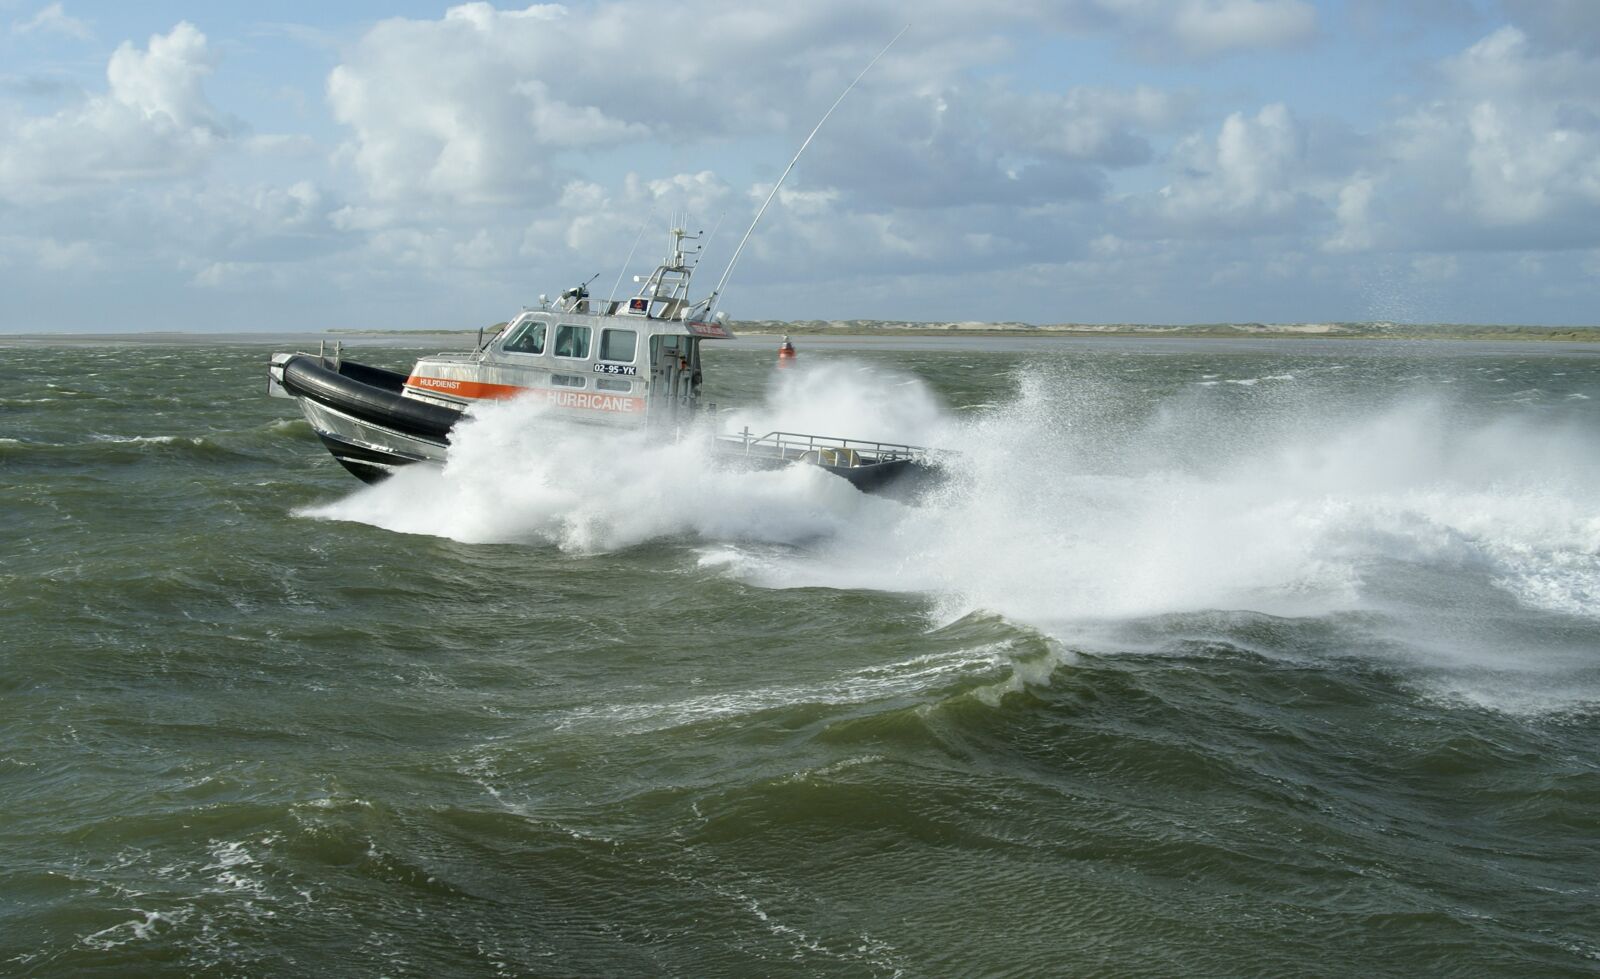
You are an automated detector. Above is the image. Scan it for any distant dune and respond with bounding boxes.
[307,319,1600,343]
[729,319,1600,342]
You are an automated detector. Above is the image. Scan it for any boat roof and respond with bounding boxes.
[518,226,734,339]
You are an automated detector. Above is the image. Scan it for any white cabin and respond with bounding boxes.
[400,228,730,428]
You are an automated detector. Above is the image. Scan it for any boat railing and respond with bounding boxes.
[725,427,934,464]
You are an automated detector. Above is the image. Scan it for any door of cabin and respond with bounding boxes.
[647,334,699,428]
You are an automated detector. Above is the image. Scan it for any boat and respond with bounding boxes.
[269,30,941,498]
[268,228,943,499]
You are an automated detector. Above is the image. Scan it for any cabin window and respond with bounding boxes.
[648,334,683,360]
[600,328,637,362]
[503,319,546,354]
[595,377,632,393]
[648,334,699,364]
[553,323,591,358]
[552,374,585,388]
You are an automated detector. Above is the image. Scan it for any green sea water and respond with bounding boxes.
[3,335,1599,976]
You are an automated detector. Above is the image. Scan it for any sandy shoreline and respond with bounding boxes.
[6,317,1600,346]
[732,320,1600,342]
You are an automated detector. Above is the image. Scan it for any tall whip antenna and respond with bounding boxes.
[701,24,909,317]
[607,206,655,306]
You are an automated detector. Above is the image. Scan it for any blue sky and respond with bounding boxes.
[2,0,1598,331]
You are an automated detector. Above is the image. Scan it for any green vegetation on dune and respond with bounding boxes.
[727,319,1600,341]
[328,320,1600,342]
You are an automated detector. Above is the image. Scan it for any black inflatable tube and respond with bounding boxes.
[279,355,461,441]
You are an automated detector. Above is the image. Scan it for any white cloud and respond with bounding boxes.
[1450,29,1600,228]
[1089,0,1316,58]
[106,20,227,134]
[11,2,91,41]
[326,3,655,205]
[322,2,1195,212]
[0,233,97,270]
[1151,103,1316,233]
[245,133,318,157]
[0,22,233,198]
[1345,25,1600,250]
[1325,173,1376,252]
[1499,0,1600,55]
[5,1,1600,331]
[359,225,518,275]
[997,84,1186,165]
[1465,101,1570,225]
[519,170,736,266]
[1167,0,1317,57]
[1445,23,1600,99]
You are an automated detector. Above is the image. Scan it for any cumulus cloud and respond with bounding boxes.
[5,1,1600,331]
[321,0,1202,226]
[1324,173,1376,253]
[0,233,98,271]
[1148,103,1318,234]
[316,1,1540,320]
[1342,0,1482,39]
[1165,0,1317,57]
[325,1,832,206]
[1074,0,1317,59]
[106,21,229,134]
[11,2,91,41]
[0,21,233,197]
[326,3,652,204]
[798,88,1110,211]
[1022,85,1187,162]
[518,170,736,267]
[1331,24,1600,251]
[1499,0,1600,55]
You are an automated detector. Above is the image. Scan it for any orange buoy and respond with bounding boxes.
[777,335,797,368]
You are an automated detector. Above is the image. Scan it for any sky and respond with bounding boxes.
[2,0,1599,332]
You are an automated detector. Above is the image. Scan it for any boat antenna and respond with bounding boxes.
[700,24,909,318]
[702,209,727,259]
[607,206,656,305]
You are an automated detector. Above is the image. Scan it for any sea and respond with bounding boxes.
[2,333,1598,977]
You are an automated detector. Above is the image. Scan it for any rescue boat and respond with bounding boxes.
[268,229,942,498]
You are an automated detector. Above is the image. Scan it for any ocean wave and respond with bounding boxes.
[294,358,1600,715]
[1222,373,1296,386]
[77,909,192,951]
[551,639,1024,734]
[77,432,255,462]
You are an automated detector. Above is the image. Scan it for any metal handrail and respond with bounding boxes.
[726,427,933,463]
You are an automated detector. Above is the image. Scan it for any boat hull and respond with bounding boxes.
[274,354,450,482]
[273,354,942,498]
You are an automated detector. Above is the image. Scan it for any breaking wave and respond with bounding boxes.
[304,358,1600,710]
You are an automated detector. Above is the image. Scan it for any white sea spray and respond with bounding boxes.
[304,356,1600,711]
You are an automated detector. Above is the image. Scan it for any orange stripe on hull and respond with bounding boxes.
[406,376,644,414]
[406,375,526,400]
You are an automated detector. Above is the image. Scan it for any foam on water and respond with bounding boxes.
[302,394,891,549]
[78,910,191,951]
[551,642,1017,735]
[720,365,1595,617]
[306,359,1600,710]
[89,434,183,444]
